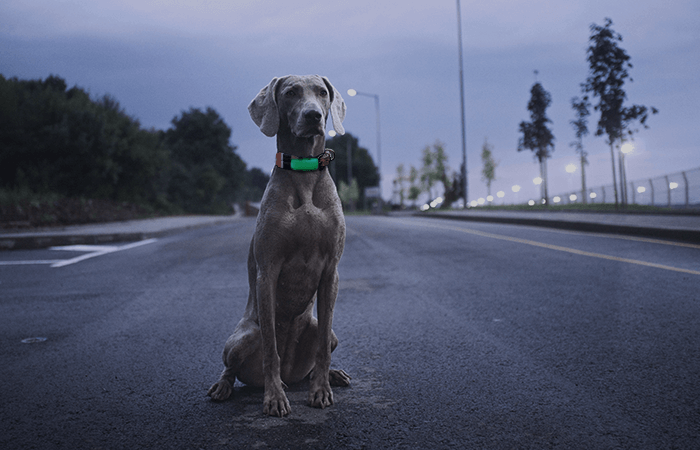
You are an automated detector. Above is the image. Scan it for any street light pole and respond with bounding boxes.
[456,0,468,208]
[347,89,382,199]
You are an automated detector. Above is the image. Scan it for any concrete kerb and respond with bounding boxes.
[419,211,700,244]
[0,215,242,250]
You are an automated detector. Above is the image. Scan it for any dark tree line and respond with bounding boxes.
[0,74,268,215]
[325,133,380,207]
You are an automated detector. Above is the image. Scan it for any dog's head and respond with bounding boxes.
[249,75,345,138]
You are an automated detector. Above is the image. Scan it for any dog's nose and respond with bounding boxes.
[303,109,322,124]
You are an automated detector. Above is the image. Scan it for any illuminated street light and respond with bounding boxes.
[637,186,646,194]
[328,130,337,137]
[486,195,494,202]
[528,200,536,206]
[346,88,382,199]
[496,191,505,198]
[590,192,597,199]
[670,182,679,190]
[565,163,577,174]
[533,177,543,185]
[512,185,521,193]
[570,194,578,202]
[621,143,634,154]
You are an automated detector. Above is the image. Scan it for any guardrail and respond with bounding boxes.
[551,167,700,208]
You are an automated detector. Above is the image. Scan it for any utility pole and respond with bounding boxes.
[456,0,468,207]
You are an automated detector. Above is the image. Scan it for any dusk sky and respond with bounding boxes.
[2,0,698,204]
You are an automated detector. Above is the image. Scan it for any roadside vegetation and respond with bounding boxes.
[0,74,269,228]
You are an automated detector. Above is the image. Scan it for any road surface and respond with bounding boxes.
[2,215,699,449]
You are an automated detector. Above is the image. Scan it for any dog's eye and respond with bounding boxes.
[319,89,328,97]
[284,90,296,98]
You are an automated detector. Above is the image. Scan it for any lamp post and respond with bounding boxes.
[620,142,633,206]
[347,89,381,199]
[456,0,468,208]
[533,176,543,203]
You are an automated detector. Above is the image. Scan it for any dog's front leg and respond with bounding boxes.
[308,267,339,409]
[256,270,291,417]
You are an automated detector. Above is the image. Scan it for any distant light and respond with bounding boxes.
[486,195,494,202]
[496,191,505,198]
[478,198,486,205]
[621,143,634,154]
[347,89,357,97]
[565,163,576,174]
[533,177,543,185]
[328,130,337,137]
[670,182,679,189]
[511,185,521,193]
[541,198,547,204]
[569,194,577,201]
[528,200,535,206]
[553,196,561,203]
[430,197,444,208]
[637,186,646,194]
[420,204,430,211]
[470,200,478,207]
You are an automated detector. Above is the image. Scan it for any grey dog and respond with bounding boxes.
[208,75,350,417]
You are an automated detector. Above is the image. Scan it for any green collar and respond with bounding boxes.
[275,149,335,171]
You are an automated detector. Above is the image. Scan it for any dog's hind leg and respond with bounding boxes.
[208,319,263,401]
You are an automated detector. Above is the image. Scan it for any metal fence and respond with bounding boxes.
[551,167,700,208]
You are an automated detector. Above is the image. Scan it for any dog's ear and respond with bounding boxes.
[322,77,346,136]
[249,77,286,137]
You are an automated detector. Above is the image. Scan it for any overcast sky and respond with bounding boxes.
[2,0,698,204]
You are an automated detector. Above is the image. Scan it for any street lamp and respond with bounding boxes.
[347,88,382,199]
[619,143,633,205]
[456,0,468,208]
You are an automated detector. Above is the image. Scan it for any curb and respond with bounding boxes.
[420,212,700,244]
[0,216,242,250]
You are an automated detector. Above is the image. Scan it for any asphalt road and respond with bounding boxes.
[2,215,699,449]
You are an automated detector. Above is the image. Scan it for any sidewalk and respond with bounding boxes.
[420,209,700,244]
[0,215,242,250]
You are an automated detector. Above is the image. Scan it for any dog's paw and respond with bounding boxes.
[207,379,233,401]
[263,389,291,417]
[308,384,334,409]
[329,369,351,387]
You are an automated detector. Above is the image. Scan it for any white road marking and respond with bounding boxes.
[50,239,157,267]
[0,239,157,268]
[0,259,64,266]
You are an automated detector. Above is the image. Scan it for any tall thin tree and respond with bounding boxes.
[518,81,555,205]
[581,18,658,207]
[570,97,590,204]
[480,138,498,198]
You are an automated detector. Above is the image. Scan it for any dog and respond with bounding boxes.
[207,75,350,417]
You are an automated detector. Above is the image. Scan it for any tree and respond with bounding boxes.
[581,18,658,207]
[518,81,555,204]
[326,132,379,208]
[420,140,451,202]
[407,166,421,207]
[480,138,498,197]
[443,162,465,208]
[394,164,407,208]
[163,107,246,214]
[570,97,590,204]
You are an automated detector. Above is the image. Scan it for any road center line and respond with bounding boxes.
[411,220,700,277]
